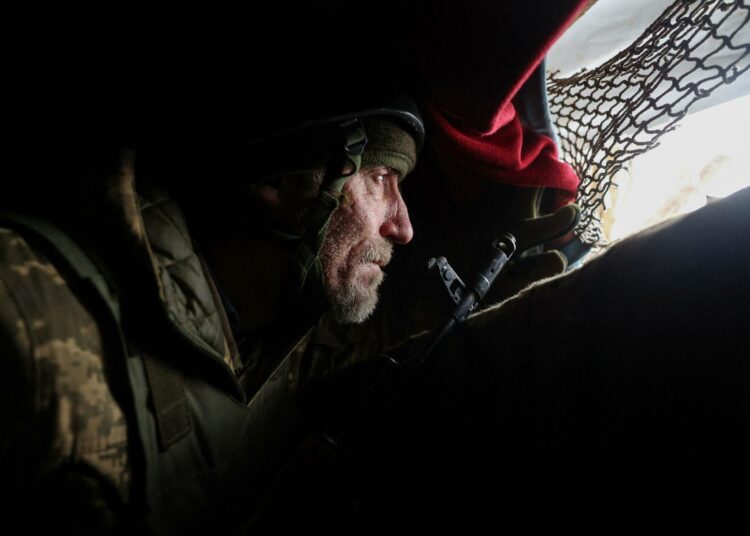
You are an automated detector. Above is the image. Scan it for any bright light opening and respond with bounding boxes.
[600,93,750,242]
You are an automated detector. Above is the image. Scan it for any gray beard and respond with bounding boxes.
[321,218,393,324]
[328,267,384,324]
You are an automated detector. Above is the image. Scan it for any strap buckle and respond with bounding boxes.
[338,118,368,156]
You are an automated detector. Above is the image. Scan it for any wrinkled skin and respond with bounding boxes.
[320,166,413,324]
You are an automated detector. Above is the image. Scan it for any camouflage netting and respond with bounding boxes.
[548,0,750,245]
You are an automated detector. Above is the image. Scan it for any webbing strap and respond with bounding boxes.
[0,212,191,451]
[0,213,120,321]
[292,190,342,293]
[141,352,192,450]
[288,120,366,295]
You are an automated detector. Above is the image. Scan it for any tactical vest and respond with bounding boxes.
[0,213,312,533]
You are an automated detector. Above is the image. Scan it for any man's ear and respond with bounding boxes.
[250,176,313,233]
[250,174,321,232]
[251,181,283,208]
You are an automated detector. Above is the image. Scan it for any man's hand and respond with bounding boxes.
[484,203,581,304]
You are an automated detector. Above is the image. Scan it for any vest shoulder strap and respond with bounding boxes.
[0,212,190,451]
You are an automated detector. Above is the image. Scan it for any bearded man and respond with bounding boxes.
[0,100,422,532]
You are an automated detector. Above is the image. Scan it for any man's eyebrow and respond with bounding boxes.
[361,165,402,179]
[383,166,402,179]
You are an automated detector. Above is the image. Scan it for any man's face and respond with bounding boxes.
[320,165,414,324]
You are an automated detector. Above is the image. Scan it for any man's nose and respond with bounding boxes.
[379,190,414,244]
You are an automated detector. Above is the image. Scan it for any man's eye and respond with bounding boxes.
[368,169,398,185]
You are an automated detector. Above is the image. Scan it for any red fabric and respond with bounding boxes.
[424,101,580,204]
[420,0,589,204]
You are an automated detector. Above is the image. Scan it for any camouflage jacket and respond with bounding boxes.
[0,221,132,530]
[0,151,374,533]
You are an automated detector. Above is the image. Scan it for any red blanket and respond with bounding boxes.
[420,0,589,203]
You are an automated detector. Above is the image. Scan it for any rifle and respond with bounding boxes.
[322,232,518,449]
[247,233,517,531]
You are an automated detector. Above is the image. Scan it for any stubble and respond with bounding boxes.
[320,209,393,324]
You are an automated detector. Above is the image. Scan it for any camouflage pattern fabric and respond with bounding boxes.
[0,164,324,531]
[0,227,130,531]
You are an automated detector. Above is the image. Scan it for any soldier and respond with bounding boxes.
[0,86,432,531]
[4,2,750,534]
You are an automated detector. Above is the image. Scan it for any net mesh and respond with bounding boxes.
[547,0,750,245]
